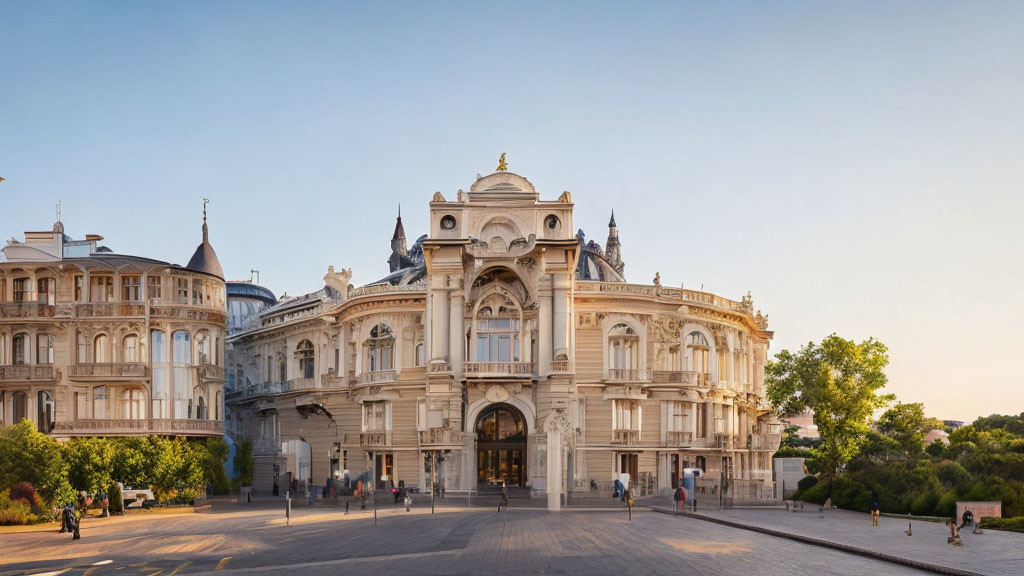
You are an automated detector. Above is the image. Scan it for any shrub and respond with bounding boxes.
[0,491,36,525]
[797,475,819,493]
[0,420,74,508]
[831,476,873,512]
[979,516,1024,533]
[910,491,940,516]
[9,482,39,509]
[797,478,830,504]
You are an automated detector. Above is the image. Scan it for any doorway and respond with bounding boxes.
[374,452,394,490]
[618,453,638,486]
[476,403,527,487]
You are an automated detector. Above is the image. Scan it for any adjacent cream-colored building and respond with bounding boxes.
[0,213,227,438]
[227,164,781,506]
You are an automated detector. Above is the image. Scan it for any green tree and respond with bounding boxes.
[232,441,253,490]
[0,420,75,508]
[766,335,894,494]
[62,438,115,493]
[877,402,926,456]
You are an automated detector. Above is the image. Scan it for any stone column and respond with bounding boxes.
[545,410,570,511]
[429,275,447,361]
[537,276,553,376]
[448,281,463,378]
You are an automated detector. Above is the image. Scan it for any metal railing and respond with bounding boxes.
[69,363,148,379]
[464,362,535,377]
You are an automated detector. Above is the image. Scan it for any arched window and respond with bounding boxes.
[123,335,139,363]
[197,396,206,420]
[12,391,28,423]
[172,331,191,419]
[151,330,168,418]
[12,334,27,365]
[365,325,394,372]
[37,391,55,432]
[93,386,109,419]
[473,299,520,362]
[297,340,315,378]
[608,323,638,371]
[120,388,145,420]
[93,334,109,363]
[687,332,710,375]
[36,334,54,364]
[415,342,425,366]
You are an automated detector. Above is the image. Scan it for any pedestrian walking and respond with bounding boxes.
[498,482,509,513]
[673,485,686,515]
[625,484,634,522]
[871,500,880,526]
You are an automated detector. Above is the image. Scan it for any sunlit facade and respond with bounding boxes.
[0,214,227,438]
[227,165,781,506]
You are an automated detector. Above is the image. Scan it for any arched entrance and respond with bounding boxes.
[476,403,527,487]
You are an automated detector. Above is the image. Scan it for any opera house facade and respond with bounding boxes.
[226,165,781,507]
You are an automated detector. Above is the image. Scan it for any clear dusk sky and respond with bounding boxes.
[1,1,1022,422]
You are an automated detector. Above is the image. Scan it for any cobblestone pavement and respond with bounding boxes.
[671,505,1024,576]
[0,501,931,576]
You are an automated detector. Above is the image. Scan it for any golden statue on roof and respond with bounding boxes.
[497,153,508,172]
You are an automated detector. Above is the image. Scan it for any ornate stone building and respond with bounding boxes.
[226,163,780,506]
[0,211,227,438]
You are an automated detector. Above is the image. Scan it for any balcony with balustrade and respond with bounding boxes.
[611,429,640,445]
[0,302,56,318]
[74,302,146,317]
[285,377,318,392]
[200,364,225,382]
[418,427,465,447]
[549,360,574,373]
[54,418,222,436]
[320,372,351,389]
[650,370,708,387]
[603,368,651,384]
[463,362,535,379]
[0,364,57,383]
[360,430,391,447]
[355,370,397,386]
[252,437,281,455]
[665,430,693,447]
[69,363,148,381]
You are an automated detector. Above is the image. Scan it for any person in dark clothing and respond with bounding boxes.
[673,486,686,515]
[498,482,509,513]
[871,500,880,526]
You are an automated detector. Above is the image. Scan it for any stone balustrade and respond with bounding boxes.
[69,363,148,380]
[0,364,56,381]
[285,377,318,392]
[604,368,651,382]
[665,430,693,446]
[464,362,535,378]
[54,418,222,435]
[419,427,464,446]
[612,429,639,445]
[200,363,226,380]
[650,370,707,386]
[576,281,752,315]
[549,360,573,373]
[346,283,426,299]
[74,302,146,317]
[360,431,391,447]
[356,370,397,385]
[0,302,56,318]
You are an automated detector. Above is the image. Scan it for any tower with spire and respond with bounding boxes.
[388,205,413,273]
[605,210,624,276]
[186,198,224,278]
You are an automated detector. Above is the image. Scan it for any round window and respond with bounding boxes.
[545,214,560,230]
[440,215,457,230]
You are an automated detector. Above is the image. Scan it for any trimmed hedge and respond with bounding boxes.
[979,516,1024,533]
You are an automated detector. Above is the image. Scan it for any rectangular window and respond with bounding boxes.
[363,402,388,432]
[192,279,203,306]
[697,404,707,438]
[612,400,640,430]
[13,278,30,302]
[36,278,54,305]
[36,334,55,364]
[0,278,5,302]
[121,276,141,301]
[176,279,189,304]
[89,276,114,302]
[146,276,162,301]
[74,276,84,302]
[667,401,687,432]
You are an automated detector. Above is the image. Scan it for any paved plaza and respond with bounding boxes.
[0,500,941,576]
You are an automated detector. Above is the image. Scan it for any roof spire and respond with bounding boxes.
[202,198,210,242]
[609,209,617,228]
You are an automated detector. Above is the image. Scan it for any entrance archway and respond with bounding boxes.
[476,403,527,487]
